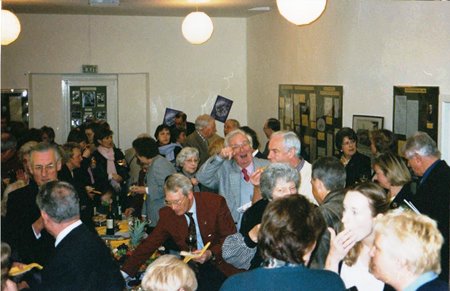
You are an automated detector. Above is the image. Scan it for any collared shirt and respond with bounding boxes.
[404,271,438,291]
[186,198,205,250]
[419,159,440,185]
[55,220,83,247]
[295,158,306,172]
[196,130,208,145]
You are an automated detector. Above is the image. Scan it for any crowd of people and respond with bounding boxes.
[1,113,449,291]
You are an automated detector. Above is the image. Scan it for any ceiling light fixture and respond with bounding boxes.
[276,0,327,26]
[1,9,21,45]
[182,11,214,45]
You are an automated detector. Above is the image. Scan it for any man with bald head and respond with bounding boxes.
[224,119,240,136]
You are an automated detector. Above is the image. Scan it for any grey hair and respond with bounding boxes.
[194,114,214,131]
[18,141,39,163]
[271,131,301,156]
[164,173,193,196]
[176,147,199,168]
[224,129,253,148]
[29,142,61,166]
[312,157,346,191]
[260,163,300,200]
[403,131,440,159]
[36,181,80,223]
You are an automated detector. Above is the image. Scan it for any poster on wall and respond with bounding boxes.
[211,95,233,123]
[393,86,439,155]
[163,108,181,126]
[69,86,107,128]
[279,85,343,162]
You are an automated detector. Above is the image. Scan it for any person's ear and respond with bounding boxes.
[303,241,317,264]
[56,159,62,171]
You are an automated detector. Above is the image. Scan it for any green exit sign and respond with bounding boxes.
[82,65,98,74]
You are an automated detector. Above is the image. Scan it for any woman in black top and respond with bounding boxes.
[335,127,371,187]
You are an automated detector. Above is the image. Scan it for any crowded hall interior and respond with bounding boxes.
[1,0,449,290]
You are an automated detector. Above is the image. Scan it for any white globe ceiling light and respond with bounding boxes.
[182,11,214,45]
[276,0,327,26]
[1,9,21,45]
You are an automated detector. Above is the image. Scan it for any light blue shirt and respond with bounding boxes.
[403,271,438,291]
[186,198,204,250]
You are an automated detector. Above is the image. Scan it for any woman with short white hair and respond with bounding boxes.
[176,147,201,192]
[370,211,447,290]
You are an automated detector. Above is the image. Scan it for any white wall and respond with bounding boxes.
[1,14,247,141]
[247,0,450,147]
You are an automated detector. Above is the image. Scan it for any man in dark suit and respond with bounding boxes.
[172,111,196,136]
[2,143,60,266]
[403,131,449,282]
[261,118,280,158]
[185,114,217,167]
[35,180,124,290]
[122,173,241,290]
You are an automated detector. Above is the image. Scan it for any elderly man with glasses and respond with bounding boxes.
[121,173,241,291]
[196,129,269,227]
[2,143,61,272]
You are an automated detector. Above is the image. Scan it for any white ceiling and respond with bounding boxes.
[2,0,277,18]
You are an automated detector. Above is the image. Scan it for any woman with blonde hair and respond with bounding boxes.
[370,211,447,290]
[325,182,390,291]
[141,255,197,291]
[372,152,413,209]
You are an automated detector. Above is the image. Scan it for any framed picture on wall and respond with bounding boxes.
[352,115,384,132]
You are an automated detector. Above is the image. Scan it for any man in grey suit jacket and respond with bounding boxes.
[197,129,269,226]
[129,137,176,227]
[185,114,217,167]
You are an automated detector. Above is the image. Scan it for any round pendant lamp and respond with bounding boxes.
[276,0,327,26]
[1,9,21,45]
[182,11,214,45]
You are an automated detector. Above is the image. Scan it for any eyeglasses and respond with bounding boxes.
[165,195,186,207]
[33,163,57,173]
[230,141,250,151]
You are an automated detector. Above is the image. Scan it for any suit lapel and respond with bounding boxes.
[195,193,216,245]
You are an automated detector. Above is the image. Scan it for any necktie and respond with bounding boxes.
[185,212,197,251]
[242,168,250,182]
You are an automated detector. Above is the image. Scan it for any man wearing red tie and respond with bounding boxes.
[121,174,242,290]
[196,129,269,228]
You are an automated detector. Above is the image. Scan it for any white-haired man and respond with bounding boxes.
[402,131,449,282]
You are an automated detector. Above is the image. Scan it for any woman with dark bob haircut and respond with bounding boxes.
[221,195,345,291]
[154,124,182,165]
[335,127,371,187]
